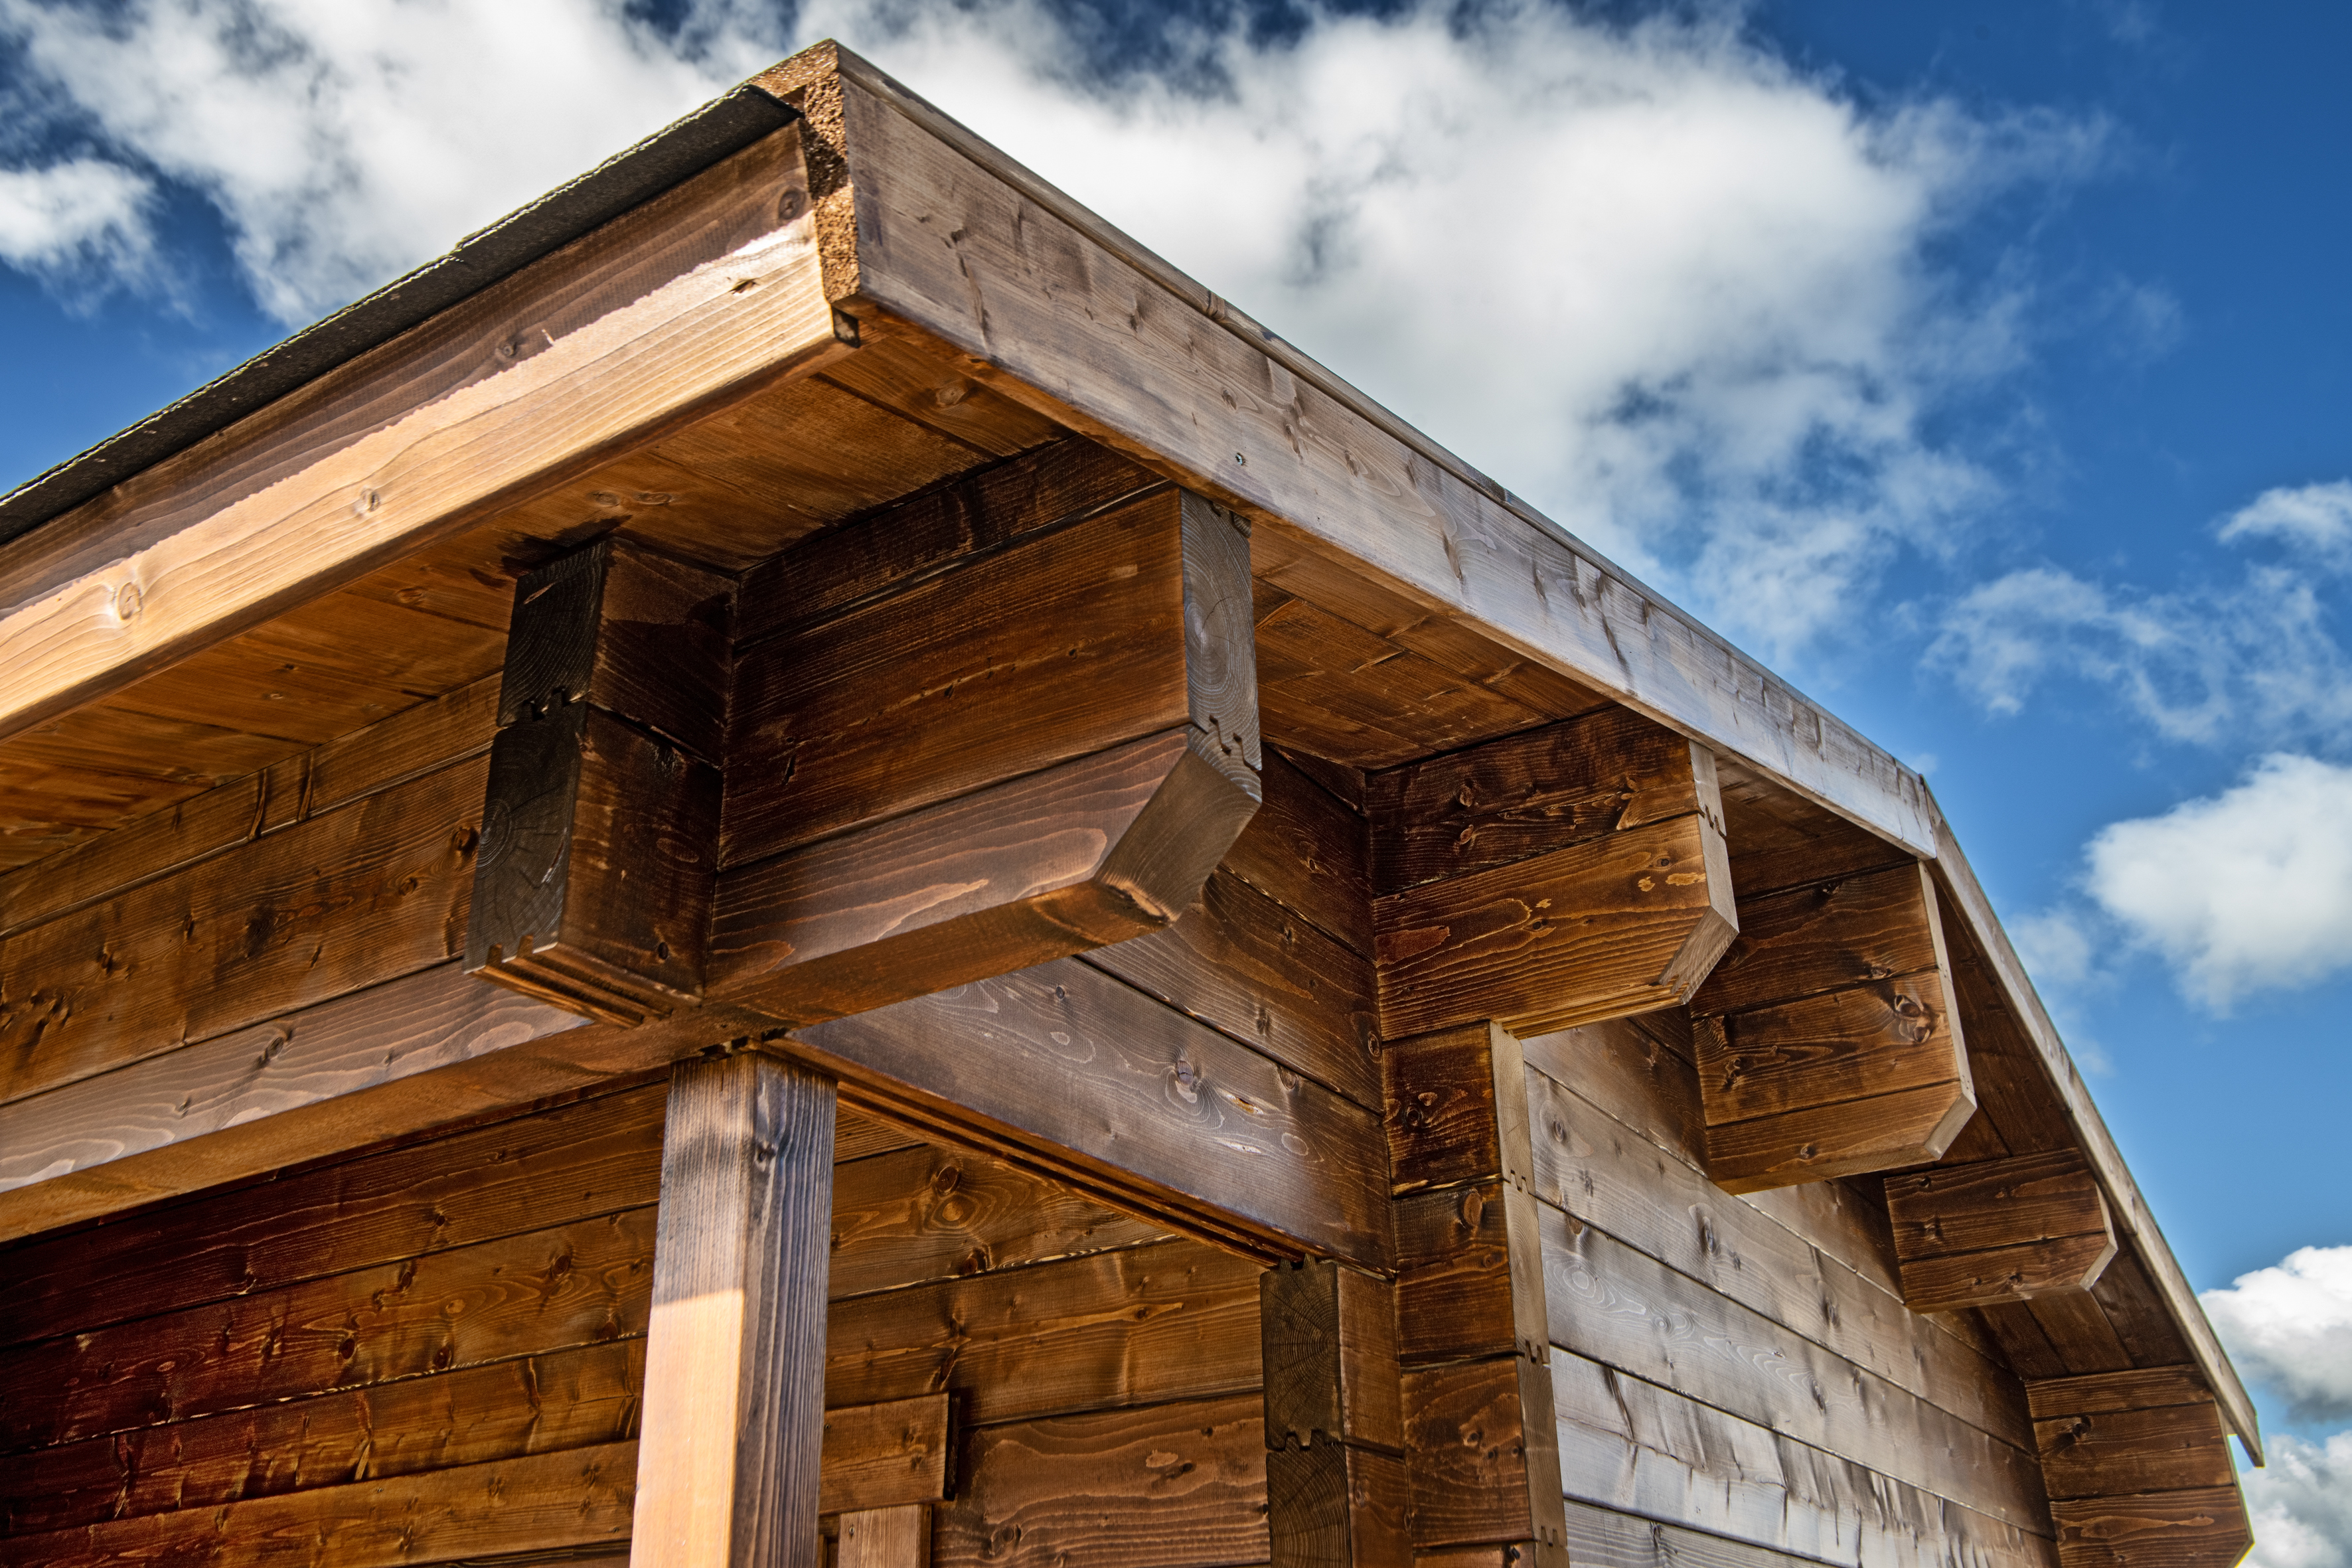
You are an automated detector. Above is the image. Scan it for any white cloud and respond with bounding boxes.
[0,156,154,276]
[2204,1245,2352,1423]
[2077,755,2352,1010]
[2246,1433,2352,1568]
[2224,482,2352,574]
[0,0,2102,666]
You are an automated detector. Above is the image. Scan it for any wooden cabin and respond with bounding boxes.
[0,41,2260,1568]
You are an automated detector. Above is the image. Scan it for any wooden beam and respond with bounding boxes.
[1887,1149,2118,1311]
[1368,713,1737,1038]
[632,1051,836,1568]
[2027,1366,2251,1568]
[1262,1260,1411,1568]
[1380,1022,1565,1567]
[0,121,841,744]
[467,536,730,1025]
[819,1394,952,1515]
[838,1507,931,1568]
[1690,861,1976,1193]
[713,479,1261,1027]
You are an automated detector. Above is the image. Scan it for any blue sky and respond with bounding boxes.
[3,0,2349,1551]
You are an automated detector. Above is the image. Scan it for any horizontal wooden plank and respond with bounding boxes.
[0,1207,658,1452]
[825,1237,1263,1425]
[1373,815,1736,1039]
[1,1338,644,1536]
[1692,863,1940,1018]
[2048,1487,2250,1568]
[1366,708,1695,895]
[795,957,1391,1267]
[0,674,501,938]
[1535,1204,2049,1530]
[0,116,838,744]
[2027,1366,2217,1421]
[1695,975,1964,1124]
[933,1396,1267,1568]
[737,436,1160,644]
[1704,1080,1978,1196]
[1899,1234,2119,1314]
[724,490,1194,866]
[1383,1022,1513,1197]
[0,961,586,1207]
[2034,1403,2234,1502]
[0,1076,661,1350]
[810,330,1066,459]
[1221,746,1373,959]
[1889,1150,2111,1259]
[830,1140,1166,1300]
[1087,869,1381,1110]
[1524,1063,2031,1449]
[1555,1500,1810,1568]
[0,754,489,1107]
[0,1441,637,1567]
[823,1393,953,1515]
[1392,1180,1526,1369]
[1401,1355,1559,1551]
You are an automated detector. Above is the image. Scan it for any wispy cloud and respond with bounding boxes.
[0,156,155,283]
[0,0,2107,668]
[2245,1431,2352,1568]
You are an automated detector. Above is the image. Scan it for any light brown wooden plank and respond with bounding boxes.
[822,1395,952,1516]
[2048,1486,2250,1568]
[839,1504,934,1568]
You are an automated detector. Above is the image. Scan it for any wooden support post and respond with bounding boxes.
[714,458,1261,1026]
[1887,1148,2118,1311]
[1382,1022,1567,1568]
[468,536,732,1025]
[1261,1260,1411,1568]
[1367,709,1737,1039]
[1689,860,1977,1192]
[2028,1367,2252,1568]
[632,1052,836,1568]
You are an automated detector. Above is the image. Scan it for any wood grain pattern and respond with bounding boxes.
[1401,1356,1565,1556]
[1261,1261,1405,1452]
[1696,974,1967,1121]
[1366,708,1695,895]
[2049,1488,2251,1568]
[821,1394,953,1515]
[2027,1366,2219,1421]
[1266,1439,1411,1568]
[931,1398,1269,1568]
[793,957,1391,1267]
[1692,862,1945,1017]
[2033,1403,2235,1502]
[633,1053,836,1568]
[838,1504,933,1568]
[0,121,837,744]
[1222,747,1373,958]
[1702,1080,1981,1199]
[1086,868,1380,1110]
[0,1441,638,1567]
[1889,1150,2117,1311]
[1374,812,1736,1038]
[0,755,487,1106]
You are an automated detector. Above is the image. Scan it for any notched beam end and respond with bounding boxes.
[1887,1148,2121,1312]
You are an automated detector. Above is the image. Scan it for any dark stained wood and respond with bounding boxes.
[0,1441,639,1567]
[1889,1150,2117,1312]
[1697,973,1968,1120]
[1267,1439,1411,1568]
[1400,1356,1565,1559]
[1261,1261,1404,1452]
[712,730,1257,1028]
[1087,868,1381,1110]
[738,437,1162,645]
[1383,1022,1522,1196]
[814,321,1064,457]
[823,1238,1263,1426]
[0,755,487,1106]
[2090,1250,2199,1370]
[2029,1289,2138,1377]
[793,957,1391,1267]
[830,1140,1164,1299]
[633,1052,836,1568]
[2049,1488,2251,1568]
[1703,1079,1981,1198]
[1693,862,1948,1016]
[1365,707,1695,894]
[724,487,1255,868]
[931,1397,1268,1568]
[467,536,730,1024]
[1274,745,1367,815]
[1713,757,1915,903]
[1375,811,1736,1039]
[1223,747,1374,957]
[2034,1403,2235,1502]
[821,1394,953,1515]
[2028,1366,2219,1420]
[1391,1181,1521,1368]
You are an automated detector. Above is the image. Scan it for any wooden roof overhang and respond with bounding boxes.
[0,40,2258,1467]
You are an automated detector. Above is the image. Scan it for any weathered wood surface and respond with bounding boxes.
[724,487,1255,866]
[1535,1206,2049,1529]
[839,1506,932,1568]
[1223,747,1373,958]
[1266,1439,1411,1568]
[821,1395,953,1516]
[0,122,838,744]
[1888,1150,2117,1311]
[2034,1403,2236,1501]
[632,1053,835,1568]
[1524,1061,2030,1448]
[0,1441,639,1567]
[1262,1261,1404,1452]
[1555,1466,2053,1568]
[931,1397,1267,1568]
[793,957,1390,1267]
[1550,1351,2054,1568]
[1401,1356,1566,1555]
[1087,867,1381,1110]
[1373,812,1735,1039]
[0,755,488,1105]
[824,1237,1263,1425]
[1693,863,1948,1016]
[2048,1489,2251,1568]
[0,673,498,937]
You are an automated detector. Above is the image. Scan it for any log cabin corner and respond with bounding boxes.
[0,40,2260,1568]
